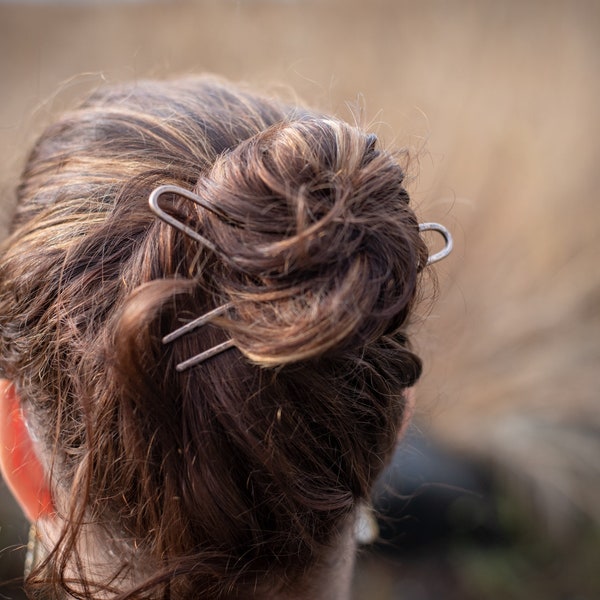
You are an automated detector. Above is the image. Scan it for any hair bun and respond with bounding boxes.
[192,118,428,366]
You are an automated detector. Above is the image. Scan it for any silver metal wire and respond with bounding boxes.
[418,222,453,265]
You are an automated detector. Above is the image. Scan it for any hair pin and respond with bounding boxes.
[418,222,453,265]
[149,185,239,371]
[150,185,453,371]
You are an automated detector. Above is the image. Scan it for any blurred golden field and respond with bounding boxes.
[0,1,599,598]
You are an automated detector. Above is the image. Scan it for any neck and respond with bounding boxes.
[283,521,358,600]
[36,512,360,600]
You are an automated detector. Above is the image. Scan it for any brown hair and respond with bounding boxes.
[0,77,428,599]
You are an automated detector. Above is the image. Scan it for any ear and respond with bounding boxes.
[0,379,54,522]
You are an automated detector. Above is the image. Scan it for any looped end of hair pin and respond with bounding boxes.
[149,184,235,258]
[418,222,453,265]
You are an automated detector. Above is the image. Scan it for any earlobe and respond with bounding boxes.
[0,379,54,522]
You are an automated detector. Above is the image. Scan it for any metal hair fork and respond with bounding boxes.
[149,184,454,371]
[149,184,239,371]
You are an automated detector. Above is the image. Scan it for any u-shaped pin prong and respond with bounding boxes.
[149,184,235,258]
[418,222,453,265]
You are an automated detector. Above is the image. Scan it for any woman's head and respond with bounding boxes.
[0,77,432,599]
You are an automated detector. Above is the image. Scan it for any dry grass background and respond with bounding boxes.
[0,0,598,598]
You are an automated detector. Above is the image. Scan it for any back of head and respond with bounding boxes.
[0,76,428,599]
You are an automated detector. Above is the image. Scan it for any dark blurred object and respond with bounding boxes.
[353,426,600,600]
[374,426,503,552]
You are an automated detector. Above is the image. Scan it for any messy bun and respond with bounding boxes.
[0,77,429,599]
[185,118,428,366]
